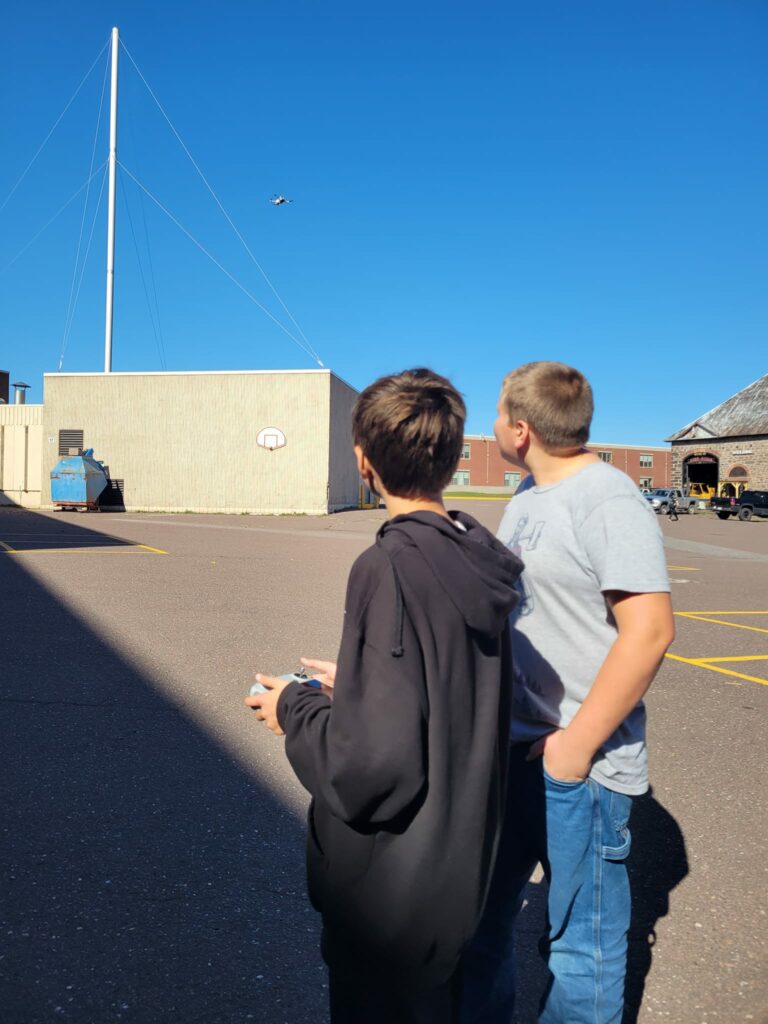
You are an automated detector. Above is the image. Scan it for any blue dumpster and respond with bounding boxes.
[50,448,109,510]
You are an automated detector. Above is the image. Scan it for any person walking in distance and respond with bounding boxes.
[461,362,675,1024]
[667,492,679,521]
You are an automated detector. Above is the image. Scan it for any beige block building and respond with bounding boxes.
[41,370,361,514]
[0,403,43,507]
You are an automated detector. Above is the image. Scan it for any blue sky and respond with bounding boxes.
[1,1,766,443]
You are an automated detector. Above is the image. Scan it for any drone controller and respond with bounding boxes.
[249,669,322,697]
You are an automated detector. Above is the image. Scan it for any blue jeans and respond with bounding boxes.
[461,745,633,1024]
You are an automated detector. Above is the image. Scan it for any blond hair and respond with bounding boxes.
[501,361,593,450]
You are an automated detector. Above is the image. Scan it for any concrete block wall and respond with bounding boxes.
[42,371,360,515]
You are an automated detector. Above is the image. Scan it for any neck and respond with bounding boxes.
[524,446,599,486]
[383,493,450,520]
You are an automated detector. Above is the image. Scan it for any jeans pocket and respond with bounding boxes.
[542,763,586,789]
[600,788,632,861]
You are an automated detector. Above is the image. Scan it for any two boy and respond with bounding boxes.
[249,361,674,1024]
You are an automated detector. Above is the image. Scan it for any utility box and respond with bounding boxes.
[50,448,108,510]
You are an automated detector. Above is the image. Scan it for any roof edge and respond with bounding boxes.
[44,369,332,378]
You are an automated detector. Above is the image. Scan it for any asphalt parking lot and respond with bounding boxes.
[1,502,766,1023]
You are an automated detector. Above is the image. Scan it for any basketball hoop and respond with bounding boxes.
[257,426,287,451]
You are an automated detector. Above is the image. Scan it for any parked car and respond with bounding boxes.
[711,490,768,521]
[643,488,696,514]
[711,494,739,519]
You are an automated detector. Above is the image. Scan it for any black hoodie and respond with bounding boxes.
[277,510,522,989]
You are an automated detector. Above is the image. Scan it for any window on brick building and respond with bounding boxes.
[461,444,471,460]
[640,454,653,468]
[504,471,521,489]
[598,451,613,463]
[640,476,653,489]
[452,470,470,486]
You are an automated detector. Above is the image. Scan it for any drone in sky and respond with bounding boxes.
[269,195,293,206]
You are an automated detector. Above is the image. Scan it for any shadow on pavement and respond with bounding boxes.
[512,878,549,1022]
[623,787,689,1024]
[0,507,135,551]
[1,510,324,1023]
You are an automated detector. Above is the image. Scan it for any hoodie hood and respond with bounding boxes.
[378,510,522,637]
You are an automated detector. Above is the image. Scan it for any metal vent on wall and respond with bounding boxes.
[59,429,84,456]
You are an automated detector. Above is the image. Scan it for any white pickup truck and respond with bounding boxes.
[643,488,696,514]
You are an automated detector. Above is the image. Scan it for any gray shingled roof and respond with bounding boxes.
[667,374,768,441]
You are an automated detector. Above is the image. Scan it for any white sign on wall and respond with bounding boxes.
[256,426,287,451]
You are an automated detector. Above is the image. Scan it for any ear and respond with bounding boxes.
[354,444,384,498]
[354,444,369,476]
[513,419,531,451]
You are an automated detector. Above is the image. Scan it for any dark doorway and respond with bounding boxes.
[682,453,718,494]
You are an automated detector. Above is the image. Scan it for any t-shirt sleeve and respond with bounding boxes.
[580,495,670,594]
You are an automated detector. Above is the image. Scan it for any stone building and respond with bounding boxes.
[667,374,768,495]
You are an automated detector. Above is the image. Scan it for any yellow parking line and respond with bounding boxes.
[674,613,768,635]
[665,653,768,686]
[667,566,700,571]
[675,610,768,615]
[697,655,768,663]
[0,540,16,552]
[138,543,168,555]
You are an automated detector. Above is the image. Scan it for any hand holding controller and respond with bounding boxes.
[249,668,321,698]
[245,665,330,737]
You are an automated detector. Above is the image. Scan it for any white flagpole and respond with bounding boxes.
[104,26,119,373]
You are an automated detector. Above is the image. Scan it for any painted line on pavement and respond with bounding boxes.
[0,540,16,552]
[665,652,768,687]
[674,610,768,615]
[117,518,376,542]
[1,545,165,556]
[674,613,768,635]
[697,655,768,663]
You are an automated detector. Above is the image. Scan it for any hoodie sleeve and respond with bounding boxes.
[277,554,428,831]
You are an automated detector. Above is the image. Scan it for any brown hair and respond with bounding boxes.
[500,361,593,450]
[352,368,466,497]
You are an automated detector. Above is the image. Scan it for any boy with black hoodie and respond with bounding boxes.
[246,368,522,1023]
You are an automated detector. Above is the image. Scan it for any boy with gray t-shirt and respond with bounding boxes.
[461,362,674,1024]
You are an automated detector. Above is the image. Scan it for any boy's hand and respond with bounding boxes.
[300,657,337,697]
[527,728,592,783]
[244,674,290,736]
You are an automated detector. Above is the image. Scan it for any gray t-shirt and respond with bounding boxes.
[497,461,670,795]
